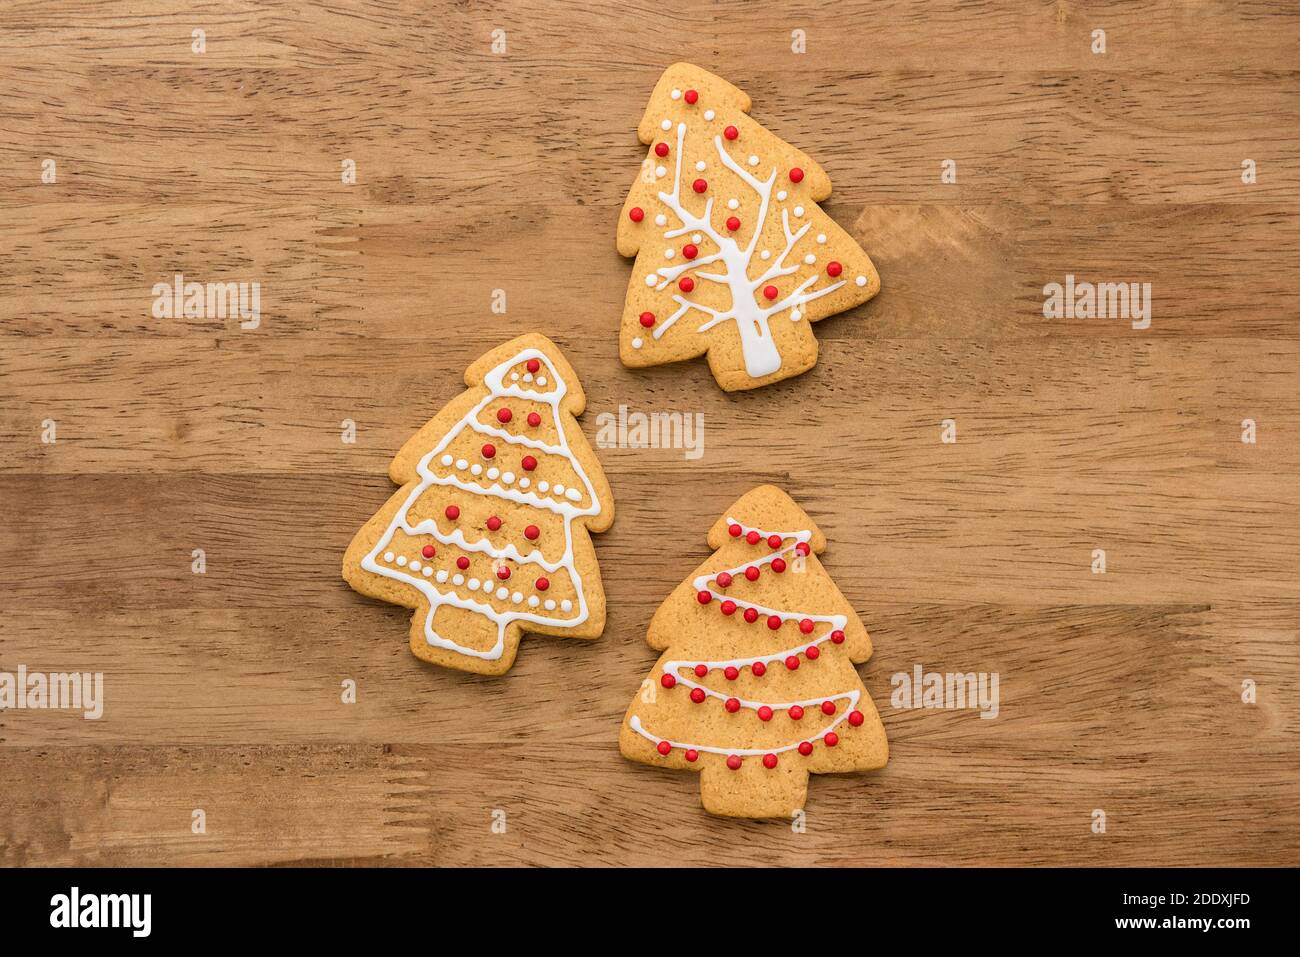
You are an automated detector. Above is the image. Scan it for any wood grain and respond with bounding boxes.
[2,0,1298,866]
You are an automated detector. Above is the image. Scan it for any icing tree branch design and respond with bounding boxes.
[617,63,881,391]
[343,335,614,676]
[620,486,887,818]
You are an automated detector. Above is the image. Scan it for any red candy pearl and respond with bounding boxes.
[728,523,743,537]
[726,755,742,771]
[692,178,707,194]
[690,688,706,704]
[824,732,839,747]
[682,243,698,260]
[655,142,669,157]
[789,167,805,183]
[716,572,733,588]
[726,216,741,231]
[496,408,512,424]
[751,661,767,677]
[821,700,836,716]
[422,544,436,559]
[831,629,846,644]
[684,89,699,104]
[444,505,460,520]
[795,542,811,556]
[799,618,814,634]
[743,608,759,624]
[848,710,865,727]
[456,556,470,570]
[745,566,760,582]
[763,285,779,300]
[679,277,695,293]
[696,590,712,605]
[720,600,737,616]
[496,565,510,580]
[757,706,773,721]
[827,261,843,277]
[762,753,778,769]
[660,673,676,689]
[785,655,800,670]
[805,645,820,660]
[526,358,540,373]
[481,443,496,459]
[486,516,502,531]
[772,558,787,573]
[745,530,761,545]
[767,534,782,549]
[639,311,655,328]
[524,525,540,540]
[724,125,739,140]
[724,697,740,713]
[798,741,813,756]
[535,577,549,590]
[767,615,782,631]
[657,740,672,755]
[526,412,541,427]
[789,705,804,720]
[694,664,708,678]
[685,749,698,762]
[629,207,644,222]
[724,666,739,680]
[521,455,538,471]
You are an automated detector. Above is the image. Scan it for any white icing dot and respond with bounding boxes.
[804,254,816,265]
[470,464,482,476]
[453,574,465,586]
[760,250,771,260]
[817,233,827,244]
[644,274,658,287]
[422,566,433,577]
[856,275,868,286]
[538,481,550,492]
[552,483,565,495]
[727,198,739,210]
[561,600,573,613]
[396,556,407,567]
[522,372,533,382]
[791,309,802,321]
[487,467,500,480]
[439,455,453,467]
[670,88,682,100]
[383,551,395,562]
[496,586,508,600]
[511,591,523,604]
[468,577,480,589]
[704,109,715,121]
[655,214,667,226]
[631,337,643,349]
[544,599,557,611]
[793,205,805,217]
[510,372,519,381]
[565,488,582,502]
[692,233,703,243]
[747,155,759,166]
[436,570,449,583]
[695,160,706,172]
[518,477,530,488]
[528,596,540,608]
[483,579,494,593]
[664,248,675,259]
[502,471,515,485]
[661,119,672,131]
[455,458,468,470]
[537,376,547,386]
[655,165,667,178]
[409,560,421,572]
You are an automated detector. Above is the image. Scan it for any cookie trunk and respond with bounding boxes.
[699,761,809,819]
[732,296,783,378]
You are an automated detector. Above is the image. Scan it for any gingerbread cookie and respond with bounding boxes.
[343,334,614,676]
[617,63,881,391]
[620,485,887,818]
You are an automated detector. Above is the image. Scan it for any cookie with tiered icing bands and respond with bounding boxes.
[619,485,888,818]
[617,63,881,392]
[343,334,615,676]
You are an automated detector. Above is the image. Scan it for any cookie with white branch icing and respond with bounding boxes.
[617,63,881,392]
[619,485,888,818]
[343,334,614,676]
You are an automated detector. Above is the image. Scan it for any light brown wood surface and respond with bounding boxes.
[2,0,1298,866]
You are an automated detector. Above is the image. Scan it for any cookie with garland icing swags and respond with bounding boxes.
[343,334,615,677]
[618,63,881,392]
[620,485,888,819]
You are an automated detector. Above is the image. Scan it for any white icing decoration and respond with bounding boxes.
[776,190,787,201]
[791,309,802,321]
[630,518,859,757]
[511,372,519,381]
[528,596,540,608]
[537,376,547,386]
[793,205,804,217]
[632,337,643,349]
[759,250,771,260]
[565,488,582,502]
[496,587,508,600]
[727,198,739,210]
[359,347,604,661]
[455,458,468,470]
[655,214,667,226]
[471,464,482,476]
[538,481,550,492]
[655,165,667,178]
[482,579,494,593]
[856,275,867,286]
[383,551,395,562]
[695,161,706,172]
[704,109,715,121]
[436,570,449,583]
[440,454,453,466]
[522,372,533,382]
[409,560,421,572]
[671,89,682,100]
[468,577,479,589]
[553,483,565,495]
[487,467,500,480]
[544,599,557,611]
[502,471,515,485]
[396,556,407,567]
[645,274,658,286]
[747,155,759,166]
[804,254,815,265]
[816,234,827,244]
[661,119,672,131]
[664,248,675,259]
[422,567,433,577]
[518,477,530,488]
[561,600,573,612]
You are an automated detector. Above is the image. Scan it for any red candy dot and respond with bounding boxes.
[728,523,743,537]
[789,705,804,720]
[716,572,733,588]
[496,565,510,580]
[657,740,672,755]
[831,629,846,644]
[724,697,740,713]
[696,590,712,605]
[521,455,538,471]
[796,542,811,556]
[720,600,737,616]
[456,556,470,570]
[481,443,496,459]
[639,311,656,328]
[805,645,820,660]
[772,558,787,573]
[789,167,805,183]
[798,741,814,756]
[535,577,549,591]
[824,732,839,747]
[486,516,502,531]
[724,125,739,140]
[684,89,699,105]
[746,530,761,545]
[629,207,644,222]
[690,688,706,704]
[655,142,669,157]
[827,261,843,278]
[694,664,708,678]
[821,700,836,716]
[745,566,760,582]
[743,607,759,624]
[848,710,865,727]
[726,216,741,231]
[661,673,676,689]
[444,505,460,520]
[799,618,814,634]
[726,755,742,771]
[724,666,739,680]
[685,749,698,762]
[763,285,779,300]
[527,412,542,427]
[683,244,699,260]
[767,615,782,631]
[757,706,773,722]
[422,545,436,559]
[496,408,512,423]
[762,753,778,769]
[524,525,540,540]
[526,358,540,373]
[679,277,695,293]
[785,655,800,670]
[692,178,707,194]
[767,534,782,549]
[751,661,767,677]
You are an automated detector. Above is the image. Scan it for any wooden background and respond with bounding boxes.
[2,0,1298,867]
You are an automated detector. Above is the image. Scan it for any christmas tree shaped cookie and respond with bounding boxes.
[617,63,881,391]
[620,486,887,817]
[343,334,614,676]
